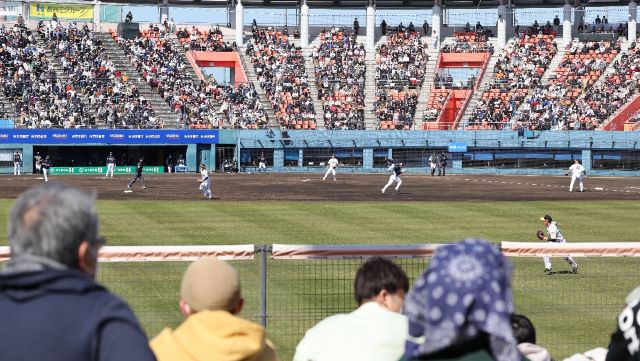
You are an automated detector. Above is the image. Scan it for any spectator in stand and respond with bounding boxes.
[553,15,560,27]
[381,19,388,35]
[423,20,429,36]
[0,183,156,361]
[294,257,409,361]
[353,18,360,35]
[125,11,133,23]
[511,314,552,361]
[401,238,525,361]
[150,258,278,361]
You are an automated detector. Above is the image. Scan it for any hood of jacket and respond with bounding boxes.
[151,310,277,361]
[0,266,102,302]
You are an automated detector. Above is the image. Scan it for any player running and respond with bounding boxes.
[537,215,578,275]
[41,156,51,182]
[382,162,403,193]
[322,154,339,181]
[127,157,147,190]
[105,152,116,178]
[198,163,212,199]
[567,159,586,192]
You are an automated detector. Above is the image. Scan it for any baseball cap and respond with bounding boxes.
[540,215,552,222]
[180,258,241,313]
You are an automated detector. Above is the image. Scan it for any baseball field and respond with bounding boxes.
[1,172,639,360]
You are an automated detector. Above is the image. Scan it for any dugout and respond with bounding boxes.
[0,129,219,174]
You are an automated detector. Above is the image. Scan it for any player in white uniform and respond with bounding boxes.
[198,163,212,199]
[105,152,116,178]
[567,159,586,192]
[382,162,403,193]
[322,155,339,181]
[540,215,578,275]
[258,153,267,173]
[428,153,437,176]
[13,151,21,175]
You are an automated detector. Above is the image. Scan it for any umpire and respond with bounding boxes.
[437,152,448,176]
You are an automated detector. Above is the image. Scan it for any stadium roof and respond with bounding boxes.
[102,0,633,8]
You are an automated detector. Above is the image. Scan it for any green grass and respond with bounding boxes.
[1,199,639,360]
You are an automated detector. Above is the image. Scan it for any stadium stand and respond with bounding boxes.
[117,27,266,129]
[513,39,621,130]
[374,28,429,130]
[313,27,366,130]
[176,25,235,52]
[40,22,160,129]
[0,23,92,128]
[248,26,316,129]
[468,32,558,130]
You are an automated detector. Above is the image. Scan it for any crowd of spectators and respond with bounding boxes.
[374,29,429,130]
[248,25,316,129]
[176,25,235,52]
[577,43,640,127]
[313,27,366,130]
[118,27,266,129]
[512,39,620,130]
[0,23,92,128]
[469,33,557,129]
[40,22,162,129]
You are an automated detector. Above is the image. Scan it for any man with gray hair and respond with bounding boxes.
[0,183,156,361]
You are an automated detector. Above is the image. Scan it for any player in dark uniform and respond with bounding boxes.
[438,152,448,176]
[127,157,147,189]
[105,152,116,178]
[13,151,21,175]
[41,156,51,182]
[382,162,403,193]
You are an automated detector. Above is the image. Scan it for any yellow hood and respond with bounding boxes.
[150,310,278,361]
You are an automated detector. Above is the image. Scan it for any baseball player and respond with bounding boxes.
[382,162,403,193]
[198,163,212,199]
[567,159,586,192]
[438,152,448,176]
[127,157,147,190]
[105,152,116,178]
[428,153,437,176]
[258,153,267,173]
[322,154,339,181]
[34,152,42,174]
[13,151,21,175]
[537,215,578,275]
[41,156,51,182]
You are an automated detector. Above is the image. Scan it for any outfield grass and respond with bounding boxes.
[1,199,638,360]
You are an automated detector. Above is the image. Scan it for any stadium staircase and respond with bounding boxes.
[0,95,18,121]
[302,43,325,129]
[458,45,500,128]
[168,34,203,83]
[35,36,98,127]
[236,46,277,127]
[94,33,179,128]
[361,35,381,129]
[592,41,628,88]
[414,44,439,130]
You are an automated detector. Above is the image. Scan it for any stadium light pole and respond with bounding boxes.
[236,0,244,47]
[432,0,442,49]
[562,0,572,44]
[630,0,637,44]
[300,0,309,48]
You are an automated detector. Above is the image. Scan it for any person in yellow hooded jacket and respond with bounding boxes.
[150,258,278,361]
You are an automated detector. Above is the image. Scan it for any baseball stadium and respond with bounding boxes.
[1,0,640,360]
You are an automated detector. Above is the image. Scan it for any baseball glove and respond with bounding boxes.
[536,230,545,240]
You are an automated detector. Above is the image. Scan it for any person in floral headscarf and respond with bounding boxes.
[401,238,528,361]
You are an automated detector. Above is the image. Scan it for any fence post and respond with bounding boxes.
[257,244,271,327]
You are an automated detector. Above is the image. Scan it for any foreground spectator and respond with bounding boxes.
[293,257,409,361]
[511,314,552,361]
[151,258,278,361]
[0,183,156,361]
[605,285,640,361]
[402,239,525,361]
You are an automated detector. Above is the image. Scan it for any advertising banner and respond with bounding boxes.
[49,166,164,175]
[0,129,219,145]
[0,2,22,16]
[448,142,468,153]
[29,3,93,20]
